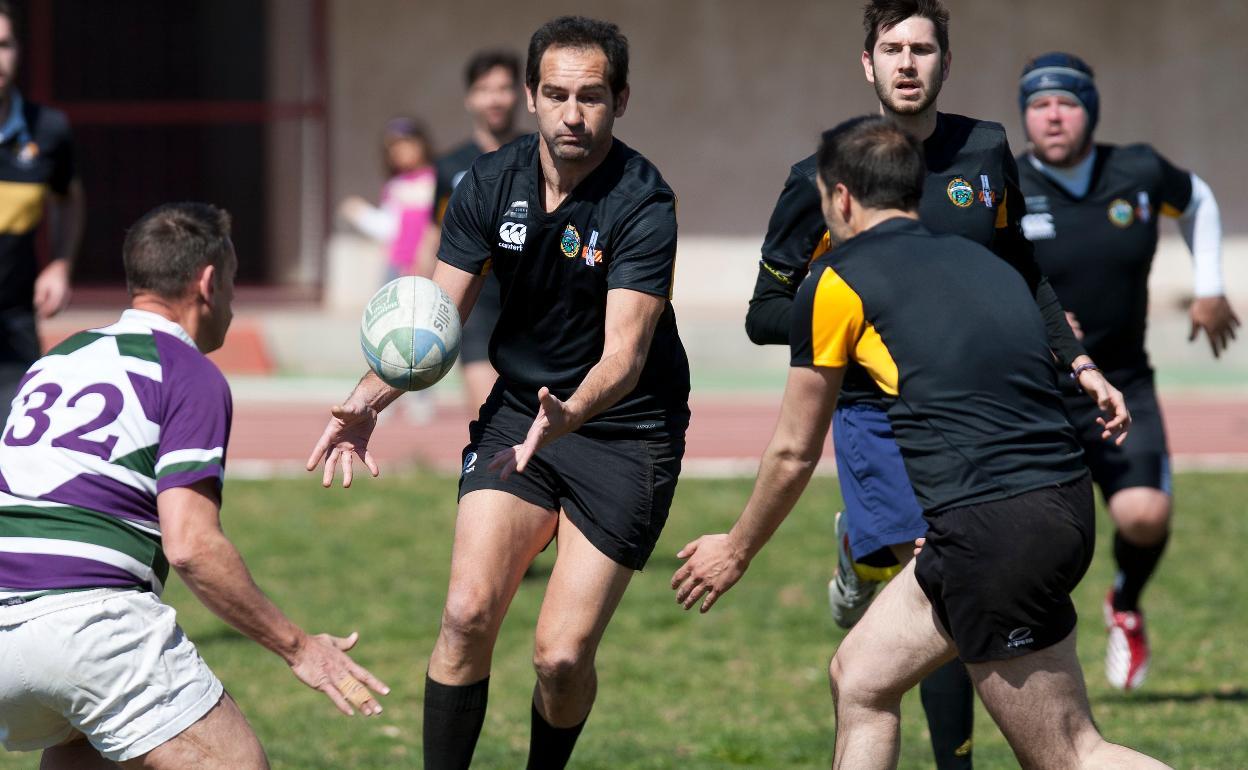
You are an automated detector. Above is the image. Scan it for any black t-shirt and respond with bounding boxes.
[435,140,483,221]
[1019,144,1192,375]
[752,112,1083,408]
[790,217,1085,513]
[438,133,690,438]
[0,98,75,313]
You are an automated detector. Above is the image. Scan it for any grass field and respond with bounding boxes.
[4,471,1245,769]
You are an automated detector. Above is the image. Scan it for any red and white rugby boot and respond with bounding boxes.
[1104,589,1150,690]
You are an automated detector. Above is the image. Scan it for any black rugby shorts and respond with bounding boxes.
[1063,370,1170,499]
[913,473,1095,663]
[457,398,684,570]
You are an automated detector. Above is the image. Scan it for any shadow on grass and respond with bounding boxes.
[191,625,250,646]
[1102,688,1248,704]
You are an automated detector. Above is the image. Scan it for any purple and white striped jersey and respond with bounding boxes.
[0,309,231,600]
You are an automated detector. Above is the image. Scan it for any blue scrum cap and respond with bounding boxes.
[1019,52,1099,132]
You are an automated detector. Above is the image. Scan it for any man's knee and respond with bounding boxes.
[829,646,901,710]
[1109,488,1171,543]
[532,640,593,691]
[439,590,497,648]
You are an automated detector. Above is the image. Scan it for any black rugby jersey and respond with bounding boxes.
[1019,144,1192,375]
[438,133,690,438]
[435,140,483,222]
[750,112,1083,409]
[0,96,74,313]
[791,217,1085,514]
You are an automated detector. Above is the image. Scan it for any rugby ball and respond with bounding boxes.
[360,276,461,390]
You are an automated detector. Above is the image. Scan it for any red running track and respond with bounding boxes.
[231,394,1248,477]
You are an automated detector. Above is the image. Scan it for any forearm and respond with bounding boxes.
[173,531,306,664]
[745,265,798,346]
[349,369,405,413]
[563,346,644,430]
[1179,173,1224,298]
[49,181,85,267]
[1034,276,1086,370]
[728,443,820,560]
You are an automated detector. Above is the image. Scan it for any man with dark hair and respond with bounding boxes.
[742,3,1127,767]
[310,16,687,769]
[1017,52,1239,691]
[0,203,387,769]
[674,115,1168,770]
[434,49,523,411]
[0,1,85,427]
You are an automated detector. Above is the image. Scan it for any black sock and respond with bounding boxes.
[526,700,587,770]
[919,659,974,770]
[1112,530,1169,612]
[423,674,489,770]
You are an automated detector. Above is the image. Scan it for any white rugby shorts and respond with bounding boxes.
[0,588,223,761]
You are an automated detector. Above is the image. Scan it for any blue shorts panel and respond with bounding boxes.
[833,404,926,558]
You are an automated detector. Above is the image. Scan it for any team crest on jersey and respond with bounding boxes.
[1108,198,1135,228]
[560,224,581,258]
[947,177,974,208]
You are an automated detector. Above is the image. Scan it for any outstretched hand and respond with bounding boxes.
[488,387,578,479]
[1189,296,1240,358]
[288,631,390,717]
[306,402,380,488]
[670,534,749,613]
[1076,368,1131,446]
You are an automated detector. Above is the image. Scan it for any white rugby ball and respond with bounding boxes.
[360,276,461,390]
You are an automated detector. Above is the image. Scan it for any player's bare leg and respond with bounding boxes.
[830,560,957,769]
[1108,487,1171,547]
[123,694,267,770]
[41,733,119,770]
[526,509,634,767]
[429,490,558,684]
[532,510,634,724]
[969,631,1172,769]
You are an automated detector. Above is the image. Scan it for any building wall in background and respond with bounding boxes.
[328,0,1247,237]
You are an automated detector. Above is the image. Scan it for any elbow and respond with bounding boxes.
[164,531,215,572]
[768,443,822,476]
[744,305,775,346]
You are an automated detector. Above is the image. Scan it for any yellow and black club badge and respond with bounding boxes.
[1107,198,1135,228]
[947,177,974,208]
[560,223,581,258]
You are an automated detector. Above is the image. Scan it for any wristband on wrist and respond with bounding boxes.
[1070,362,1099,380]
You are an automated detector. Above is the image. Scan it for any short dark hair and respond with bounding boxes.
[123,203,234,299]
[863,0,950,56]
[526,16,628,100]
[817,116,925,212]
[0,1,18,29]
[464,50,520,90]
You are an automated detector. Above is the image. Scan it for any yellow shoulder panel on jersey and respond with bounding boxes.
[810,267,862,368]
[994,187,1009,229]
[0,181,47,234]
[810,266,900,395]
[809,230,831,264]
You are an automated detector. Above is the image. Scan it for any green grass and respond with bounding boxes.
[4,472,1246,768]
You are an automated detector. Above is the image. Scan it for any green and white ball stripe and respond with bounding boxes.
[360,276,462,391]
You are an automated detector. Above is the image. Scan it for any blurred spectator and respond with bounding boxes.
[435,50,522,412]
[339,117,437,280]
[0,1,85,425]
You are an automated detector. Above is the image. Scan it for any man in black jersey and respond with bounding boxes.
[744,3,1126,767]
[309,16,688,770]
[435,50,523,411]
[675,116,1167,770]
[1017,53,1240,692]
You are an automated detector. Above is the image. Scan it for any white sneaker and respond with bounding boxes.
[828,511,879,629]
